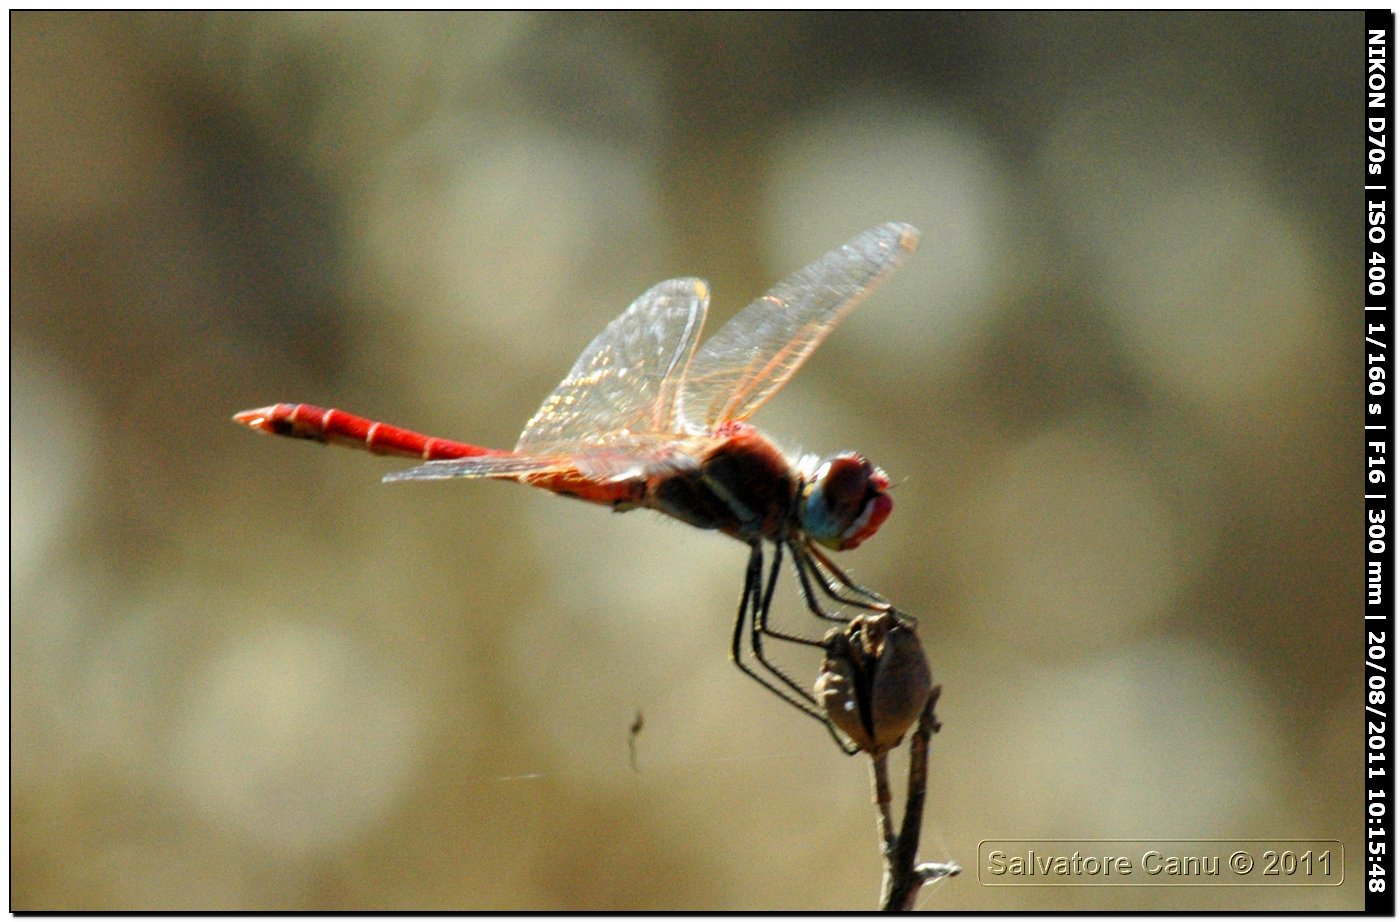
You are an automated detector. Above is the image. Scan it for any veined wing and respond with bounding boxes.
[383,432,720,483]
[383,453,575,482]
[678,223,918,430]
[565,431,719,481]
[514,278,709,453]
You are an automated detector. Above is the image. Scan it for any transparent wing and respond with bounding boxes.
[566,432,719,481]
[515,278,709,453]
[384,433,720,483]
[383,454,575,482]
[678,223,918,429]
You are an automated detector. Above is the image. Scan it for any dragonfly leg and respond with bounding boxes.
[798,539,892,614]
[730,543,820,711]
[789,541,852,623]
[728,543,860,755]
[752,542,829,651]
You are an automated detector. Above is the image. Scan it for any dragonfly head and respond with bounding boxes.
[802,453,893,550]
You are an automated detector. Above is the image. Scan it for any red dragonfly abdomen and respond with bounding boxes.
[233,403,506,461]
[235,403,647,508]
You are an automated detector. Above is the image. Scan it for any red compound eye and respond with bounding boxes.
[806,454,893,550]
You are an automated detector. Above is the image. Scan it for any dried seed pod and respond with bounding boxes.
[815,612,932,755]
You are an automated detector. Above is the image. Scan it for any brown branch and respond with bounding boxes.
[878,687,960,911]
[871,753,897,855]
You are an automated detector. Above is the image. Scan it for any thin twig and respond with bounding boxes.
[870,753,896,854]
[878,687,961,911]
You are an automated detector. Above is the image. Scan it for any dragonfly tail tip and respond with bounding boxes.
[232,407,273,429]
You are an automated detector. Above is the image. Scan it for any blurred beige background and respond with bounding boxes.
[11,11,1361,910]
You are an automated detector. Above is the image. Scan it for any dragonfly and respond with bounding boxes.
[234,222,919,747]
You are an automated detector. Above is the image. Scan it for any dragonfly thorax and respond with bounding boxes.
[800,453,893,551]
